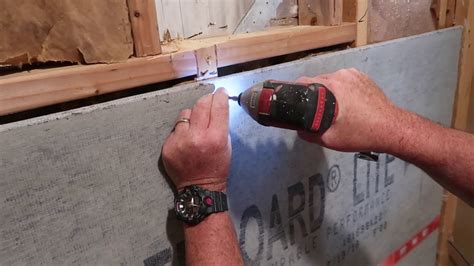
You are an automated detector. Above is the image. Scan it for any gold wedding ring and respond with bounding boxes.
[174,117,190,127]
[176,117,190,124]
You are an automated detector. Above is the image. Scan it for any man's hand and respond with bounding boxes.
[298,68,474,206]
[162,88,231,192]
[297,68,401,152]
[162,88,243,265]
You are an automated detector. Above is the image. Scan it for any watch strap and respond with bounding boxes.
[208,191,228,213]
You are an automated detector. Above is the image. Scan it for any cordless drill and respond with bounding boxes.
[229,80,378,161]
[229,80,338,134]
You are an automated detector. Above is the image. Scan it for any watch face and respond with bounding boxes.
[175,186,206,224]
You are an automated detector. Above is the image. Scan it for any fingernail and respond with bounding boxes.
[216,87,228,95]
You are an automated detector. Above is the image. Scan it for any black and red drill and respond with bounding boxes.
[230,80,378,161]
[229,80,337,134]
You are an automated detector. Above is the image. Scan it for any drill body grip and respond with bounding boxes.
[239,80,338,134]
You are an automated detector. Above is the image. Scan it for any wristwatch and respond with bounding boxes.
[174,185,228,225]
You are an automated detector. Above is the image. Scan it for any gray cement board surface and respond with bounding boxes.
[0,27,462,265]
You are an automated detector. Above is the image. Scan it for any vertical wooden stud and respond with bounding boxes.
[343,0,357,22]
[438,0,448,28]
[446,0,456,27]
[127,0,162,56]
[437,1,474,265]
[436,192,458,266]
[433,0,455,29]
[355,0,368,46]
[453,1,474,132]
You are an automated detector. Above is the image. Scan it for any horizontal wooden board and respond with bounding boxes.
[216,23,355,66]
[0,24,356,115]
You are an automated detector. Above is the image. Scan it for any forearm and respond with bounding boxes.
[384,108,474,206]
[184,212,243,265]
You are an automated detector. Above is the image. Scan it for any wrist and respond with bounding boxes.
[379,107,415,155]
[183,210,229,229]
[176,178,227,192]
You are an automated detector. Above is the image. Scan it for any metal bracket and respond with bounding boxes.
[195,45,218,81]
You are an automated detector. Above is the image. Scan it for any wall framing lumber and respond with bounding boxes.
[437,192,459,266]
[343,0,357,22]
[447,240,470,266]
[437,1,474,265]
[434,0,455,29]
[355,0,368,46]
[452,0,474,151]
[447,0,456,27]
[127,0,162,56]
[0,23,356,115]
[215,23,355,67]
[437,0,449,28]
[451,200,474,265]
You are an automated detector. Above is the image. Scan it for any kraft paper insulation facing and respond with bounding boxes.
[0,0,133,66]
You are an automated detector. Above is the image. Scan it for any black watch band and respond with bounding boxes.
[207,191,228,213]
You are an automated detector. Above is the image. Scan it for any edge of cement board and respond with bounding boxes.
[0,26,463,133]
[0,82,214,132]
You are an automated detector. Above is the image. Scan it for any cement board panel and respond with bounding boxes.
[0,27,462,265]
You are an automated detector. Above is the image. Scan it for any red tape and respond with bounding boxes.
[379,215,440,266]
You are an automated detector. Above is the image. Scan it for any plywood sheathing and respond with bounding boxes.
[0,0,133,66]
[368,0,436,43]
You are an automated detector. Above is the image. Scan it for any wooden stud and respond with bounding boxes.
[215,24,355,67]
[343,0,357,22]
[447,240,470,266]
[453,1,474,132]
[0,24,356,115]
[446,0,456,27]
[434,0,456,28]
[454,0,469,26]
[298,0,343,26]
[355,0,368,46]
[0,52,196,115]
[127,0,162,56]
[451,200,474,264]
[436,192,459,266]
[437,1,474,265]
[438,0,448,28]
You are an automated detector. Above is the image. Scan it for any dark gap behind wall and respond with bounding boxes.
[0,43,350,125]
